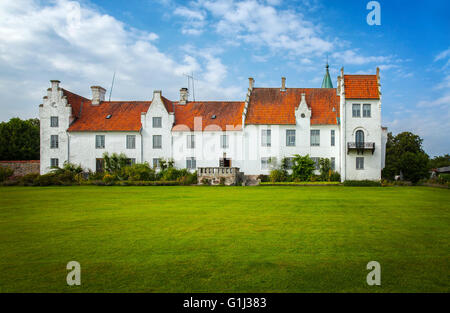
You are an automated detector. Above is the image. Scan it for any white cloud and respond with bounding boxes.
[332,50,392,66]
[0,0,243,121]
[434,47,450,62]
[174,6,206,35]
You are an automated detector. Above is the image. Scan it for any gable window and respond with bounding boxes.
[50,116,58,127]
[331,157,336,171]
[187,135,195,149]
[186,157,196,169]
[261,157,271,170]
[96,158,104,172]
[153,135,162,149]
[352,104,361,117]
[221,135,229,149]
[50,158,59,168]
[331,130,335,146]
[50,135,58,149]
[311,157,320,170]
[310,130,320,146]
[363,104,371,117]
[153,117,162,128]
[95,135,105,149]
[261,130,271,147]
[286,130,296,146]
[153,158,160,168]
[126,135,136,149]
[356,157,364,170]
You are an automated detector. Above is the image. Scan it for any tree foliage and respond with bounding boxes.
[429,154,450,169]
[291,154,315,181]
[382,131,430,183]
[0,118,40,160]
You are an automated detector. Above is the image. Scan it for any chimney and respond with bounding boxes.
[248,77,254,89]
[376,67,380,81]
[91,86,106,105]
[301,92,306,103]
[281,77,286,91]
[50,80,60,90]
[179,87,188,105]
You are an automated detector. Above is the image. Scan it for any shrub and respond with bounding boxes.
[291,154,316,182]
[329,171,341,182]
[219,177,226,185]
[102,173,115,185]
[344,180,381,187]
[438,173,450,183]
[20,173,40,186]
[318,158,332,181]
[37,173,61,186]
[103,152,128,174]
[122,163,155,181]
[257,174,270,182]
[0,167,14,182]
[201,178,211,185]
[269,169,287,183]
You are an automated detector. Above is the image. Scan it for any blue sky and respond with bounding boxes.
[0,0,449,156]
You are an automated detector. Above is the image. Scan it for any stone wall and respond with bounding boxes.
[0,160,40,176]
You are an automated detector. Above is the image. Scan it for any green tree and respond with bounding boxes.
[429,154,450,169]
[291,154,315,181]
[319,158,332,181]
[0,118,40,160]
[103,152,128,174]
[382,131,430,183]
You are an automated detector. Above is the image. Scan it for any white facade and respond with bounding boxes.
[39,71,386,181]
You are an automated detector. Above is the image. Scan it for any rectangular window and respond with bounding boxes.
[126,158,136,166]
[363,104,371,117]
[285,157,294,170]
[96,158,104,172]
[186,157,196,169]
[310,130,320,146]
[153,158,160,168]
[50,158,59,168]
[221,135,229,149]
[331,130,335,146]
[95,135,105,149]
[286,130,296,146]
[50,116,58,127]
[50,135,58,149]
[356,157,364,170]
[152,117,162,128]
[352,103,361,117]
[311,157,320,170]
[187,135,195,149]
[126,135,136,149]
[153,135,162,149]
[261,157,270,170]
[261,130,271,147]
[331,157,336,171]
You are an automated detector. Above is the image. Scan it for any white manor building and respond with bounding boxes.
[39,65,387,181]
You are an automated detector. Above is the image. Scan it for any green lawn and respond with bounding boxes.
[0,186,448,293]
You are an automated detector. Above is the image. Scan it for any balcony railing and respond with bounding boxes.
[198,167,239,176]
[347,142,375,154]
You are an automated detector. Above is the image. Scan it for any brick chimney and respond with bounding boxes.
[248,77,254,89]
[281,77,286,91]
[91,86,106,105]
[179,87,188,105]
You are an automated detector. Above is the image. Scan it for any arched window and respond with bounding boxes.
[356,130,364,148]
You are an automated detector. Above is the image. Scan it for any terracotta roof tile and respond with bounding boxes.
[245,88,340,125]
[173,101,245,131]
[344,75,379,99]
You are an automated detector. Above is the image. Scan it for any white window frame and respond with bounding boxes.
[126,135,136,149]
[363,104,371,117]
[331,130,335,146]
[50,158,59,168]
[50,135,59,149]
[50,116,58,127]
[153,135,162,149]
[152,117,162,128]
[311,157,320,170]
[352,103,361,117]
[187,134,195,149]
[286,130,296,147]
[331,157,336,171]
[356,157,364,170]
[95,135,105,149]
[186,157,196,169]
[310,130,320,146]
[221,134,229,149]
[261,129,271,147]
[261,157,270,170]
[153,158,160,168]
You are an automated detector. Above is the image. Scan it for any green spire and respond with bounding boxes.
[321,63,333,88]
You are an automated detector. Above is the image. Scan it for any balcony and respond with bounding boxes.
[347,142,375,154]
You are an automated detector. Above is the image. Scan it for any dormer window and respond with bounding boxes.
[106,114,112,119]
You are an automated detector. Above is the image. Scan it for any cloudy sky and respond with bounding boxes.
[0,0,449,156]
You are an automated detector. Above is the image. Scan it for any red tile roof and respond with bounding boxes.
[344,75,379,99]
[67,100,151,132]
[173,101,245,131]
[63,89,89,119]
[245,88,340,125]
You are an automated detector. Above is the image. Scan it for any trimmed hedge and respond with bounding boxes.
[344,180,381,187]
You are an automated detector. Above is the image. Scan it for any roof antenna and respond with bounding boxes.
[183,72,198,101]
[108,70,116,102]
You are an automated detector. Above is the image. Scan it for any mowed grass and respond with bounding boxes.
[0,186,448,293]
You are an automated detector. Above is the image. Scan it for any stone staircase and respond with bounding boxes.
[243,175,260,186]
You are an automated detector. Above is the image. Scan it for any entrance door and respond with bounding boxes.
[219,158,231,167]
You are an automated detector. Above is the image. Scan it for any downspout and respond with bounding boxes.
[140,128,143,164]
[67,132,70,163]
